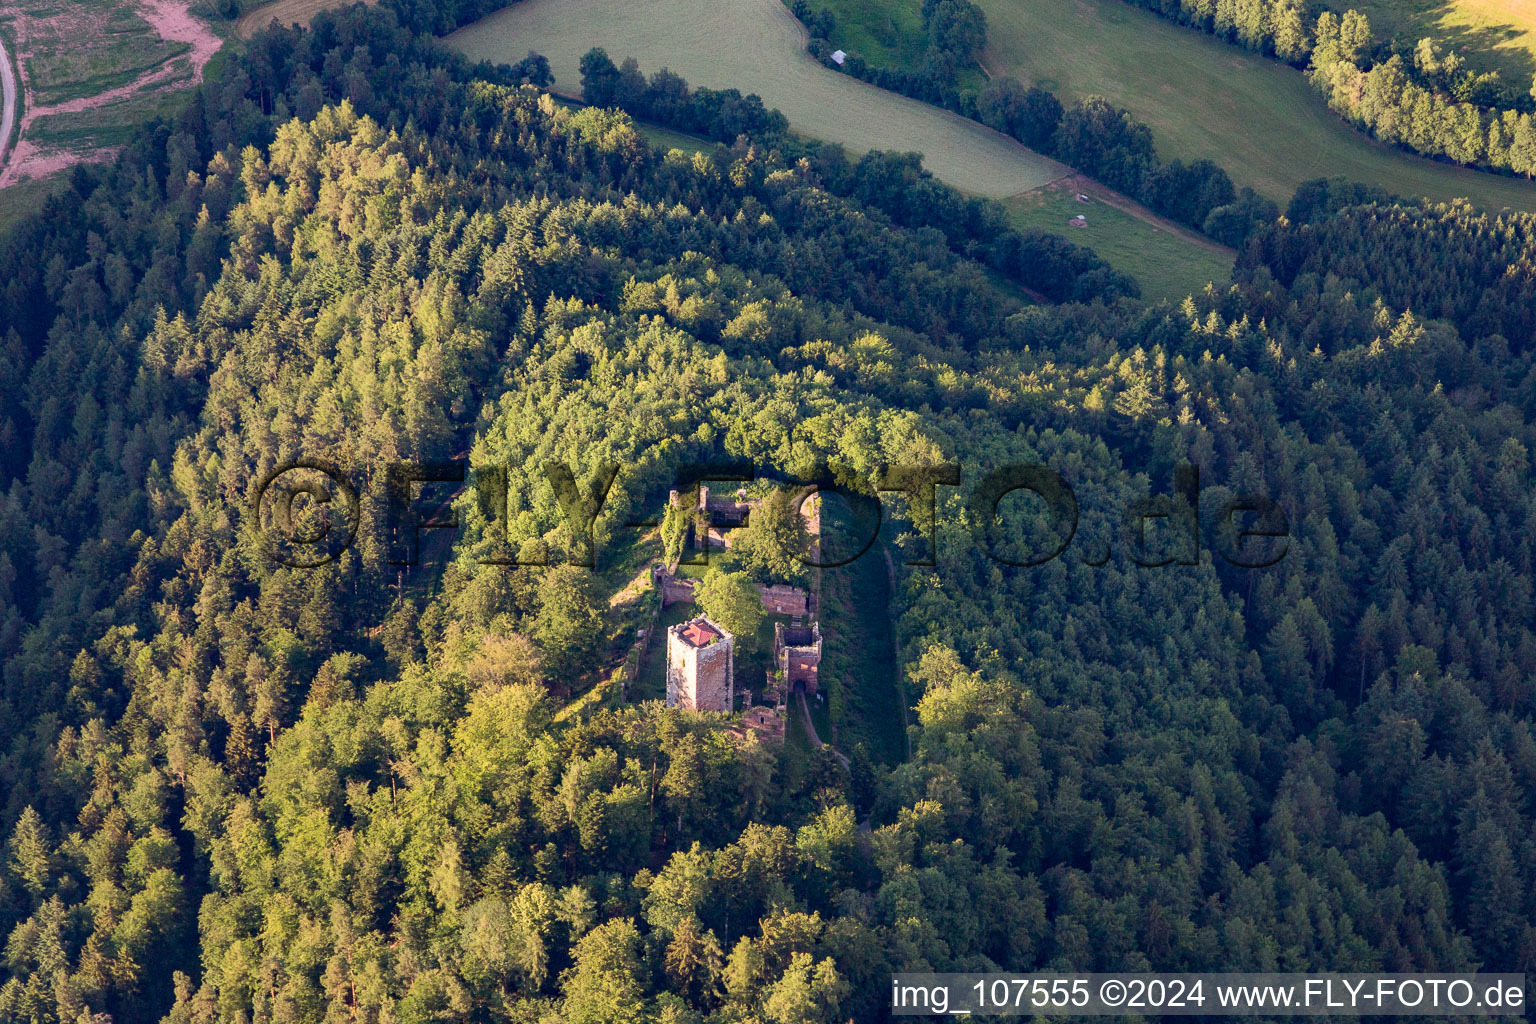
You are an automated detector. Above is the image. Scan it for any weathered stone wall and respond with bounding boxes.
[774,621,822,697]
[666,623,735,712]
[656,571,806,617]
[660,577,697,607]
[690,637,733,711]
[757,583,808,616]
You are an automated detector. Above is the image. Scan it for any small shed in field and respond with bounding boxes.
[1069,214,1087,228]
[831,49,846,65]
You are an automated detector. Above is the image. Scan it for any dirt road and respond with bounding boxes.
[0,32,17,177]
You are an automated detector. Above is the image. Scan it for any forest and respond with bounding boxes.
[0,1,1533,1023]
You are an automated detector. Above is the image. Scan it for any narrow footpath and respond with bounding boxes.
[797,690,850,771]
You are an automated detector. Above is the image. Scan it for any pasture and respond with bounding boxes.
[445,0,1069,198]
[1346,0,1536,80]
[1005,180,1235,303]
[633,121,716,155]
[973,0,1536,210]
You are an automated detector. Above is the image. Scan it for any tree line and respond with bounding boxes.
[1099,0,1536,176]
[577,47,1142,303]
[1309,11,1536,177]
[1243,177,1536,351]
[1119,0,1536,117]
[796,0,985,113]
[790,0,1278,245]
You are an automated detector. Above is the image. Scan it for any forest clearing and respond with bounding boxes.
[1004,177,1235,302]
[0,0,221,186]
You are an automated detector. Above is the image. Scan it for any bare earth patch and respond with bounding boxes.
[0,0,222,186]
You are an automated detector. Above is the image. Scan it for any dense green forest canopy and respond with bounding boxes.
[0,4,1534,1024]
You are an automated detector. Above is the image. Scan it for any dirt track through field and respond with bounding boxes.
[447,0,1069,197]
[0,0,222,186]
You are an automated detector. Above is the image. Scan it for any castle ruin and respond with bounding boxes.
[666,616,735,712]
[774,620,822,697]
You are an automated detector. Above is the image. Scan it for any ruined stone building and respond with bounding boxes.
[668,484,821,554]
[729,706,786,743]
[672,485,752,551]
[774,620,822,696]
[666,616,735,712]
[653,562,814,616]
[758,583,812,616]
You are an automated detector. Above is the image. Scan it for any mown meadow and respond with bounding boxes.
[446,0,1068,197]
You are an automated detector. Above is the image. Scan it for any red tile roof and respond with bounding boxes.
[679,619,722,647]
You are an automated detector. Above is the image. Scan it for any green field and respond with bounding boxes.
[812,0,987,92]
[445,0,1068,198]
[0,173,64,236]
[974,0,1536,210]
[634,120,717,155]
[1346,0,1536,79]
[26,85,192,149]
[1007,181,1234,302]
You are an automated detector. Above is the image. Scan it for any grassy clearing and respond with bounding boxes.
[1006,180,1234,303]
[634,120,717,155]
[815,499,905,763]
[1346,0,1536,80]
[975,0,1536,211]
[28,86,190,148]
[633,601,692,702]
[446,0,1069,197]
[0,173,63,236]
[819,539,904,764]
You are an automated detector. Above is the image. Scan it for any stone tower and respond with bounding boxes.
[666,616,735,711]
[774,620,822,696]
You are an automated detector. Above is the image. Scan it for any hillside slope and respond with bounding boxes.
[0,7,1533,1023]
